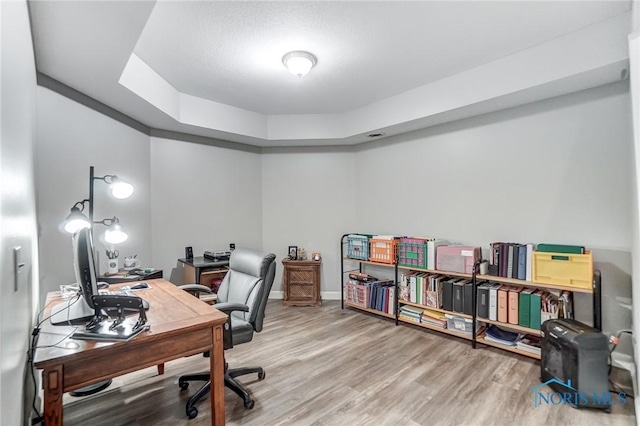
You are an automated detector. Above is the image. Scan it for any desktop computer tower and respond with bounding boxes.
[540,318,610,410]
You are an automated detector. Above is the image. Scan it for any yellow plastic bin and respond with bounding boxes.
[532,250,593,290]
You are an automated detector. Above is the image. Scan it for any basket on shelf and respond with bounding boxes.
[345,281,370,308]
[346,234,372,261]
[398,237,428,268]
[369,236,399,264]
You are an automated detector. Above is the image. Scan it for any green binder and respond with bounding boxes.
[519,288,533,328]
[536,243,584,254]
[529,290,542,330]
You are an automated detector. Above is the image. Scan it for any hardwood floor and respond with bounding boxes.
[62,301,635,426]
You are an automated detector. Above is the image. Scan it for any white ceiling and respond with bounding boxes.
[28,1,633,147]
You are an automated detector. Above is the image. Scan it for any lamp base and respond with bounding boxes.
[69,379,112,397]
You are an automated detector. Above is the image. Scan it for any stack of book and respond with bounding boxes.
[516,334,541,356]
[399,305,423,324]
[421,309,447,328]
[484,325,522,347]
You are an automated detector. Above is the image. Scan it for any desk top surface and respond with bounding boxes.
[34,279,227,368]
[178,256,229,268]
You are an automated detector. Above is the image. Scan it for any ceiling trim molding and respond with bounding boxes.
[149,129,261,154]
[37,72,151,135]
[36,72,263,153]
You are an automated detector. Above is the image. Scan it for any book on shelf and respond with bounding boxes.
[497,285,509,323]
[476,282,491,319]
[506,244,514,278]
[518,288,534,328]
[399,305,422,323]
[517,244,526,280]
[388,286,396,316]
[427,239,447,270]
[421,309,447,328]
[484,325,522,347]
[536,243,585,254]
[463,280,474,315]
[525,243,534,281]
[488,284,499,321]
[409,272,418,303]
[348,272,378,282]
[529,290,543,330]
[508,287,522,325]
[453,280,465,313]
[516,334,541,355]
[442,277,455,311]
[399,313,420,324]
[512,244,520,279]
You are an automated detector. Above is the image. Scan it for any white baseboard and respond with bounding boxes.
[269,291,341,300]
[269,291,284,299]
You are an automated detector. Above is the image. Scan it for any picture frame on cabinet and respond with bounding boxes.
[288,246,298,260]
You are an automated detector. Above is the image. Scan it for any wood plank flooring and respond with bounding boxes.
[61,301,635,426]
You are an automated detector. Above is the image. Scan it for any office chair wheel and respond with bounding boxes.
[258,371,266,380]
[244,399,255,409]
[187,406,198,419]
[178,379,189,390]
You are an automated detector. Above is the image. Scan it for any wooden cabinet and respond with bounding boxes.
[179,257,228,291]
[282,259,321,307]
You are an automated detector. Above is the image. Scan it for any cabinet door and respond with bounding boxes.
[200,269,228,292]
[285,265,320,305]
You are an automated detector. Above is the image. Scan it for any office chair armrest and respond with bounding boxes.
[214,302,249,315]
[178,284,213,296]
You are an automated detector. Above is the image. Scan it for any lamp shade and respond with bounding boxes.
[104,222,128,244]
[63,207,91,233]
[282,51,317,77]
[110,178,134,199]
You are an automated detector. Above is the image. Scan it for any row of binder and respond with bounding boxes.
[476,284,572,329]
[399,272,474,315]
[397,271,574,330]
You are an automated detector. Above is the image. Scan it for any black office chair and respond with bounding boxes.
[178,247,276,419]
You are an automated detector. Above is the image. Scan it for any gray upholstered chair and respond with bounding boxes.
[178,248,276,419]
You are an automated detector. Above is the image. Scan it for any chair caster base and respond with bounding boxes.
[187,406,198,419]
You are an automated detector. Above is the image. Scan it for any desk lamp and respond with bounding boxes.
[61,166,134,396]
[63,166,133,243]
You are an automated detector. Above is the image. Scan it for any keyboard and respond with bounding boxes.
[97,289,150,310]
[99,289,136,297]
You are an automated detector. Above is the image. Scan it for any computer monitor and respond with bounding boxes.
[50,228,99,324]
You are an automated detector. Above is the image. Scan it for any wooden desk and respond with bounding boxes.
[34,279,227,425]
[97,268,163,284]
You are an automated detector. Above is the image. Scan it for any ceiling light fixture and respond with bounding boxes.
[282,51,317,78]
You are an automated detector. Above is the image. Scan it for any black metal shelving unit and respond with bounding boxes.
[340,233,604,360]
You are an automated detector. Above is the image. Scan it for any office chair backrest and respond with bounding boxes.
[217,248,276,332]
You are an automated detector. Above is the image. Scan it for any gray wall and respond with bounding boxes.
[1,1,39,424]
[261,147,357,296]
[627,6,640,414]
[149,136,263,284]
[36,87,152,301]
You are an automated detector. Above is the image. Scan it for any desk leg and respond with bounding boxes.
[210,324,225,426]
[42,365,64,426]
